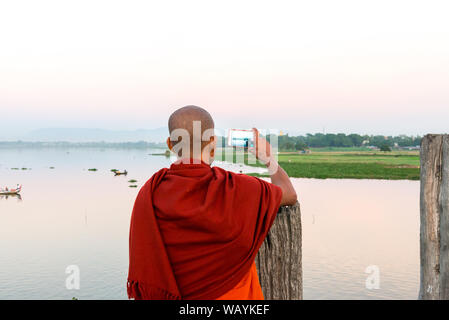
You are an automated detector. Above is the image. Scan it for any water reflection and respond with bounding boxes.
[291,178,420,300]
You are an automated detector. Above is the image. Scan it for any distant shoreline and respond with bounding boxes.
[0,141,166,149]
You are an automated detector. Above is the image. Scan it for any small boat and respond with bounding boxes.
[114,170,128,176]
[0,185,22,195]
[0,193,22,201]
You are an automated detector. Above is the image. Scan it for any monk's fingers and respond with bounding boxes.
[252,128,259,140]
[252,128,259,150]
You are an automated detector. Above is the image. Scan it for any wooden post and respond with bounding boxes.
[419,134,449,299]
[256,202,302,300]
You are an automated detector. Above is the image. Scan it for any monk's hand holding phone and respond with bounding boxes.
[249,128,298,206]
[249,128,275,167]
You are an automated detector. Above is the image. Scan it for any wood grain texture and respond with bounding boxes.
[419,134,449,299]
[439,136,449,299]
[256,202,302,300]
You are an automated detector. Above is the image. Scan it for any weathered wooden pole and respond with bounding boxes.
[419,134,449,299]
[256,202,302,300]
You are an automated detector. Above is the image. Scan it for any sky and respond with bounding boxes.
[0,0,448,138]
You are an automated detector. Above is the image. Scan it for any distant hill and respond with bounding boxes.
[21,127,169,142]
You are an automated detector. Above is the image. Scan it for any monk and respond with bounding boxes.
[127,105,297,300]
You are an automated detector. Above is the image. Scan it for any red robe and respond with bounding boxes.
[127,161,282,300]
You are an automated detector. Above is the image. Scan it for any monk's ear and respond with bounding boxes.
[209,135,216,158]
[206,135,216,149]
[166,137,173,151]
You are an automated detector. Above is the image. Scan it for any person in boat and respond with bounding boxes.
[127,105,297,300]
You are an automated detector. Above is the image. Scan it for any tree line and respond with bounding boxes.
[272,133,422,151]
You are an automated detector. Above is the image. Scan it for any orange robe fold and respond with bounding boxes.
[216,262,264,300]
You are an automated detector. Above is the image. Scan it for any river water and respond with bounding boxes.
[0,148,419,299]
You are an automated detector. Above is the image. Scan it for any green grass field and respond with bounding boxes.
[217,148,420,180]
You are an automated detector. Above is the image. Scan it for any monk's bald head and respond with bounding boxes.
[168,105,214,137]
[168,105,215,159]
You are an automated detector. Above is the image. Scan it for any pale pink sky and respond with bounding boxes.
[1,0,448,136]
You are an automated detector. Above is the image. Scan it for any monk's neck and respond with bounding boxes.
[176,157,213,166]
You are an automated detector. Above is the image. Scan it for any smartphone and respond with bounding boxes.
[228,129,254,148]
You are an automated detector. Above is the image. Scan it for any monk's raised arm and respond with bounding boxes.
[267,161,297,206]
[250,128,298,206]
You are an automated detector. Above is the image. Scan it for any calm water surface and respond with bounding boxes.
[0,148,419,299]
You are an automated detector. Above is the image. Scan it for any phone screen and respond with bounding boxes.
[228,129,254,148]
